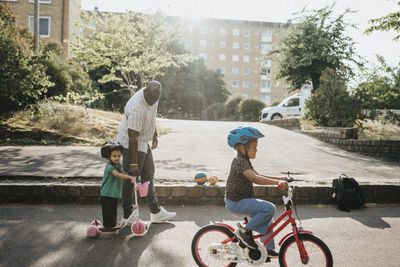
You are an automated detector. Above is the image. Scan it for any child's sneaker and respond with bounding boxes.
[267,249,279,258]
[234,228,258,249]
[150,206,176,223]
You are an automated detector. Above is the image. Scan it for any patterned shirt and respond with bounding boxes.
[225,156,254,202]
[117,88,158,153]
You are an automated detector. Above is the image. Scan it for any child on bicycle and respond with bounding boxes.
[100,141,136,232]
[225,126,288,257]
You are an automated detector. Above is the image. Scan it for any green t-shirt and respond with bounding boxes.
[101,162,124,198]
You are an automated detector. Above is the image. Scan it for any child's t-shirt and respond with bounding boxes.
[225,156,254,202]
[101,162,123,198]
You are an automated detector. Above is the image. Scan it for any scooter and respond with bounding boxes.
[87,180,151,239]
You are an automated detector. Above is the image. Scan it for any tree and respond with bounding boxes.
[71,11,194,95]
[268,4,361,93]
[365,1,400,41]
[157,57,229,119]
[0,3,52,113]
[354,56,400,123]
[224,97,243,121]
[305,68,361,127]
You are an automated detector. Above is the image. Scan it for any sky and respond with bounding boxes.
[81,0,400,68]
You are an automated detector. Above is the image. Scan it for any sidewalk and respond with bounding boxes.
[0,119,399,204]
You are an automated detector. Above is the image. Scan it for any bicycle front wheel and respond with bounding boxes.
[279,233,333,267]
[191,225,237,267]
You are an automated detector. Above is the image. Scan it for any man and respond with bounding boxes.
[117,81,176,224]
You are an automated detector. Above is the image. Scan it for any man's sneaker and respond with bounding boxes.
[267,249,279,258]
[150,206,176,223]
[234,228,258,249]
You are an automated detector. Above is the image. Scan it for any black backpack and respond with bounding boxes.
[332,174,365,211]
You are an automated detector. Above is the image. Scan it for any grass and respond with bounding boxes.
[300,118,400,140]
[0,101,170,146]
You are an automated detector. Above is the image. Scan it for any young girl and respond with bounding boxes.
[225,126,288,257]
[100,141,136,232]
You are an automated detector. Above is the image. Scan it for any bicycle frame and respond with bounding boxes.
[215,186,312,264]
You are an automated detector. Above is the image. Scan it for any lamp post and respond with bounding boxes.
[33,0,40,53]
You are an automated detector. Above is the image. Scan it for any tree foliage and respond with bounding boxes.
[0,3,52,114]
[365,1,400,41]
[157,58,229,119]
[71,11,195,95]
[268,4,361,93]
[354,56,400,123]
[224,97,243,121]
[305,68,361,127]
[239,99,266,122]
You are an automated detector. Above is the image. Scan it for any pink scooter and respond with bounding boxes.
[87,181,151,239]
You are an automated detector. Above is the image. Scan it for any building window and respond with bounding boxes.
[209,54,215,59]
[232,67,239,74]
[242,93,249,98]
[243,55,250,62]
[200,40,207,47]
[242,81,249,88]
[220,28,226,35]
[200,27,207,34]
[232,54,239,62]
[219,67,225,74]
[254,69,258,74]
[262,31,272,42]
[233,28,240,36]
[243,42,250,50]
[255,31,259,36]
[261,43,272,54]
[243,68,249,75]
[254,43,259,48]
[260,94,271,105]
[29,16,50,38]
[232,80,238,87]
[219,41,226,48]
[29,0,51,3]
[243,30,251,37]
[199,53,207,60]
[219,54,226,61]
[185,40,193,47]
[254,81,258,86]
[232,42,239,49]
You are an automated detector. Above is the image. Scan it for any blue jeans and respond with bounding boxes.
[225,197,276,250]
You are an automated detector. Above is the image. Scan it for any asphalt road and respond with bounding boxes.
[0,119,399,187]
[1,203,400,267]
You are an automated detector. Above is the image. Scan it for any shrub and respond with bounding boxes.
[202,102,225,121]
[224,97,243,121]
[239,99,266,122]
[305,68,361,127]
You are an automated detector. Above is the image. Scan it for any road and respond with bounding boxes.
[0,119,399,187]
[1,203,400,267]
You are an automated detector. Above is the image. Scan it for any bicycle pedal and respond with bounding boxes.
[265,256,271,263]
[238,240,246,249]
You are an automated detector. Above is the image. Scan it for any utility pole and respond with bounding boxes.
[33,0,40,53]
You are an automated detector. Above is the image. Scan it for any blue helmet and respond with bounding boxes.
[227,126,265,148]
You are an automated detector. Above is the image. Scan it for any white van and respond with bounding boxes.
[259,92,311,121]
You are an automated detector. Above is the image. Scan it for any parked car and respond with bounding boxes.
[259,92,311,121]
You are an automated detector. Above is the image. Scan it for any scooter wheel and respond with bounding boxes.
[87,225,99,238]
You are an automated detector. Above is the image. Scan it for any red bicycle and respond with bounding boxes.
[191,176,333,266]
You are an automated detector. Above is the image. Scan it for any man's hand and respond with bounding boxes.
[128,165,139,177]
[151,135,158,150]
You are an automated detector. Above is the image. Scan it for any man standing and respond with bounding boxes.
[117,81,176,224]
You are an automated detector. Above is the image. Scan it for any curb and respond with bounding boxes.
[1,183,399,205]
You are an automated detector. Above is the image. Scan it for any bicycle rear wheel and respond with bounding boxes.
[191,225,237,267]
[279,233,333,267]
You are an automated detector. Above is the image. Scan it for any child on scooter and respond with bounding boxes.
[225,126,288,258]
[100,141,136,232]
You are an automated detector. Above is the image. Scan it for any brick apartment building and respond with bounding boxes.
[2,0,81,53]
[169,16,290,105]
